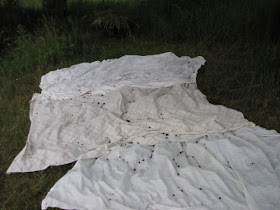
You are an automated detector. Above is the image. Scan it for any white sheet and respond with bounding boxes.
[7,52,280,210]
[42,126,280,210]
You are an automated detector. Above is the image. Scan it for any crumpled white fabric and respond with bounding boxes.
[39,52,205,100]
[7,52,280,210]
[42,126,280,210]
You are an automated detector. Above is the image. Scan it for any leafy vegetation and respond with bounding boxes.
[0,0,279,209]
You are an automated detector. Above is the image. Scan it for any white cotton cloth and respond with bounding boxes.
[7,52,280,210]
[39,52,205,100]
[42,126,280,210]
[6,83,253,173]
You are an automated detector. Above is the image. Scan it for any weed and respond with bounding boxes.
[92,9,138,37]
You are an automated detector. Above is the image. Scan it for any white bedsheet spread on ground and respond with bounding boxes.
[7,52,280,210]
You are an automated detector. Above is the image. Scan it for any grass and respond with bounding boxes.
[0,0,280,209]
